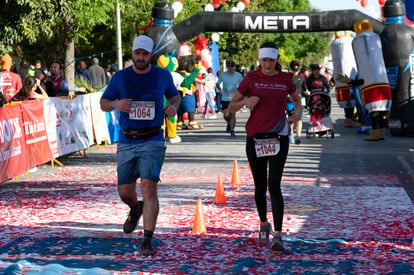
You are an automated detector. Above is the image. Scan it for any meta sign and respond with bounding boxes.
[244,15,310,31]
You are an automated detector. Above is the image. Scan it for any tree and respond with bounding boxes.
[1,0,332,83]
[0,0,116,86]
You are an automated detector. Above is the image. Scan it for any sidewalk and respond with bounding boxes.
[1,97,413,274]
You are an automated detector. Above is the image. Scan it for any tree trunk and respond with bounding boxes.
[65,37,75,88]
[64,16,75,88]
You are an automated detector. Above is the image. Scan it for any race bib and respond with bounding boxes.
[254,137,280,157]
[129,101,155,120]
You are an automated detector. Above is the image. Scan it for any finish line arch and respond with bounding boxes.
[144,1,414,136]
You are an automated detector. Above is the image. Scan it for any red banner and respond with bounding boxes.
[21,101,53,167]
[0,104,29,182]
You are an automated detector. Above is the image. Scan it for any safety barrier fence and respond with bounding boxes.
[0,92,120,183]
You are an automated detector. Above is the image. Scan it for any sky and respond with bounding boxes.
[309,0,382,19]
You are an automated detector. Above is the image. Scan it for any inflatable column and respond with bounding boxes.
[330,31,357,127]
[380,0,414,136]
[144,2,182,64]
[352,20,392,114]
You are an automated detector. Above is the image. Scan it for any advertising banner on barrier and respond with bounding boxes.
[89,92,111,144]
[21,100,53,167]
[0,104,28,182]
[43,99,59,158]
[106,110,120,144]
[44,96,94,157]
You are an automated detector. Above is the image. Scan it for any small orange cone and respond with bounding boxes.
[192,199,207,234]
[231,160,241,186]
[214,175,226,204]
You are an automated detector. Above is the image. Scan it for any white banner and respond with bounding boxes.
[44,96,93,157]
[89,92,111,145]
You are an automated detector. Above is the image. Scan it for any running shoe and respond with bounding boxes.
[289,134,295,144]
[123,200,143,234]
[230,131,236,138]
[295,136,301,145]
[258,222,271,245]
[141,238,156,256]
[271,234,284,251]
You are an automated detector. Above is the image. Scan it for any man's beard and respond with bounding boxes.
[133,60,150,71]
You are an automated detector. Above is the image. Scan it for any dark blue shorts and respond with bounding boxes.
[117,141,166,185]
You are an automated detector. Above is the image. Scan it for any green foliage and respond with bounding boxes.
[74,77,94,94]
[1,0,333,74]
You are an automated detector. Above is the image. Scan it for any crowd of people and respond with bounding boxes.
[0,55,113,105]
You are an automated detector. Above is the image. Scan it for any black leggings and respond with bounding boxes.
[246,135,289,231]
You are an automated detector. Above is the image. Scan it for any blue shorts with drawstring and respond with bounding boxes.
[117,141,166,185]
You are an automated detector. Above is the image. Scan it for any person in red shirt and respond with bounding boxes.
[228,41,301,252]
[1,55,22,101]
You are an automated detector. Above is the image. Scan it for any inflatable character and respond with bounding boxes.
[176,55,204,130]
[352,20,392,141]
[156,53,182,144]
[331,31,370,132]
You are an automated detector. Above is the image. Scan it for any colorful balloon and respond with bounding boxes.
[360,0,367,8]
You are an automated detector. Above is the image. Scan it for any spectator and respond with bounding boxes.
[75,60,92,85]
[26,60,42,78]
[9,76,48,101]
[18,59,33,81]
[204,67,217,119]
[306,64,331,94]
[88,57,106,90]
[104,64,112,84]
[34,68,56,97]
[49,60,86,97]
[1,54,22,101]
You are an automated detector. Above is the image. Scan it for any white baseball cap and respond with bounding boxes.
[132,35,154,52]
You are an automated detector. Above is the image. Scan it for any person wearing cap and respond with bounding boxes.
[216,60,244,137]
[305,64,331,95]
[100,35,180,257]
[1,54,23,102]
[287,60,307,144]
[228,41,301,251]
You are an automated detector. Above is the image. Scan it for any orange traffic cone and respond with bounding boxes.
[192,199,207,234]
[231,160,241,186]
[214,175,226,204]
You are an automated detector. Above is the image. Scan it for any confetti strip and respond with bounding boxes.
[0,148,413,274]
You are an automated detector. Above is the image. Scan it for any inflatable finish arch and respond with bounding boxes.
[145,1,413,136]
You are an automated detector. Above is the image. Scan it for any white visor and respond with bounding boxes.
[258,48,279,59]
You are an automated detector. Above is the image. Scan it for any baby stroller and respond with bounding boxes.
[306,91,335,139]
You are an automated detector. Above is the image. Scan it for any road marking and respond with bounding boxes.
[398,155,414,182]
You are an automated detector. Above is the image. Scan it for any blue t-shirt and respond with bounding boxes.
[216,71,244,102]
[101,66,178,144]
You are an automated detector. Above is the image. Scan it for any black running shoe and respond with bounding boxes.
[271,235,284,251]
[258,222,271,245]
[141,238,156,256]
[123,200,143,234]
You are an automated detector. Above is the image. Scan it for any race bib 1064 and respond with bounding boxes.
[129,101,155,120]
[254,137,280,157]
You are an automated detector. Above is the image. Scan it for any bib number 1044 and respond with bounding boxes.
[254,138,280,157]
